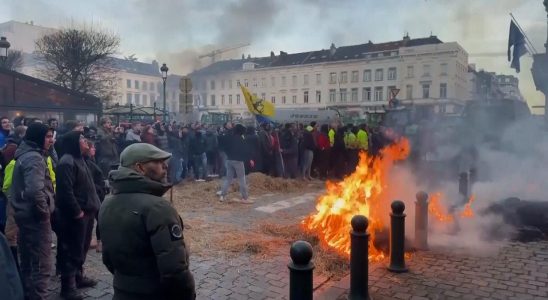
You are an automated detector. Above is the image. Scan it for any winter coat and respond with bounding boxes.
[224,134,252,162]
[155,134,170,152]
[302,129,317,151]
[125,129,141,142]
[141,132,156,146]
[96,127,119,162]
[204,132,218,154]
[317,133,330,150]
[280,129,298,156]
[180,134,190,160]
[189,134,206,156]
[55,132,100,218]
[99,166,195,299]
[258,130,273,156]
[10,141,55,222]
[245,134,261,172]
[85,157,107,202]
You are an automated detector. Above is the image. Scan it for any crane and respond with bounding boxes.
[198,43,251,63]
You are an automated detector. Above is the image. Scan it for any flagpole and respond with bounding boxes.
[510,13,538,54]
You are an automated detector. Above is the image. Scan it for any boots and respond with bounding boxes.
[76,271,98,289]
[60,276,84,300]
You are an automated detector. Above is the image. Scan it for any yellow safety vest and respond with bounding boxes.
[2,156,56,194]
[328,129,335,147]
[357,129,369,151]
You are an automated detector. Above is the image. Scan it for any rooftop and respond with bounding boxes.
[190,35,443,76]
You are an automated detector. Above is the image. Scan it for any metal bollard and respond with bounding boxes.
[469,168,477,189]
[388,200,408,273]
[288,240,314,300]
[459,171,469,203]
[349,215,370,300]
[415,191,429,250]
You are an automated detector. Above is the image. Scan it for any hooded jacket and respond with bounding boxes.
[55,131,100,218]
[11,124,55,222]
[99,167,195,299]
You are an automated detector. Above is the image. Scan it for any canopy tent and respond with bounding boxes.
[103,105,166,124]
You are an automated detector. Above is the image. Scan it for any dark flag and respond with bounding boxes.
[507,20,527,73]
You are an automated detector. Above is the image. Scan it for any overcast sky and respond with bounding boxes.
[0,0,546,111]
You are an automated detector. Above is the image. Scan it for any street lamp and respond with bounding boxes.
[0,36,11,63]
[160,63,169,122]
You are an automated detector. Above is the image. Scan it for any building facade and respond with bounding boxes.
[189,35,470,119]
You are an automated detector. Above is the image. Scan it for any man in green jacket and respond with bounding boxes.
[99,143,195,300]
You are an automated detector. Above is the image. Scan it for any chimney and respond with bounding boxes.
[329,43,337,57]
[403,32,410,41]
[241,54,245,60]
[247,54,251,59]
[270,51,275,59]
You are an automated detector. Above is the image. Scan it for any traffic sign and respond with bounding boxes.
[390,88,400,99]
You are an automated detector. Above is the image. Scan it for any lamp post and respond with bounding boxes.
[160,63,169,122]
[0,36,11,65]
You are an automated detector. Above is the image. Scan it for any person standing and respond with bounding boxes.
[257,123,273,175]
[99,143,195,300]
[0,117,12,148]
[11,123,55,300]
[82,139,106,253]
[96,118,120,177]
[219,124,254,204]
[53,132,100,299]
[280,123,299,179]
[301,122,317,180]
[189,130,206,182]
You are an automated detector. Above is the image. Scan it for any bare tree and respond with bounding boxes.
[1,50,23,71]
[35,27,120,105]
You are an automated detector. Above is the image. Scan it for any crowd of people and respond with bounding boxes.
[0,114,396,300]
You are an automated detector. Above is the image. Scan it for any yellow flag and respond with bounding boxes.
[240,85,275,117]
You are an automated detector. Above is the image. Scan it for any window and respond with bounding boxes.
[271,96,276,104]
[271,77,275,87]
[316,73,321,85]
[236,80,241,87]
[422,65,431,77]
[351,71,359,83]
[329,72,337,84]
[261,78,266,88]
[211,95,216,106]
[440,63,448,76]
[374,87,383,101]
[150,82,155,91]
[221,80,225,89]
[261,93,266,100]
[126,93,132,104]
[229,95,233,105]
[375,69,383,81]
[282,76,287,86]
[304,74,309,85]
[440,83,447,98]
[304,91,309,103]
[253,78,257,87]
[422,83,430,98]
[229,80,233,89]
[407,66,414,78]
[316,91,321,103]
[143,94,148,106]
[363,70,371,82]
[143,81,148,90]
[221,95,225,105]
[329,89,336,102]
[282,96,287,104]
[351,88,358,102]
[135,80,140,89]
[406,85,413,99]
[388,67,397,80]
[292,95,297,104]
[340,88,347,102]
[244,79,249,87]
[340,71,348,83]
[126,79,131,88]
[362,88,371,102]
[236,94,241,105]
[210,80,215,90]
[135,94,141,105]
[292,75,297,87]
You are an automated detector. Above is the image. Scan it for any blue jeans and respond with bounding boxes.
[301,150,314,179]
[220,160,248,200]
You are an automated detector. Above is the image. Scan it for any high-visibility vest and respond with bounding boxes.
[2,156,56,194]
[328,129,335,146]
[357,129,369,150]
[345,132,358,149]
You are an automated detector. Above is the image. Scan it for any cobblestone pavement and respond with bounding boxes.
[45,188,548,300]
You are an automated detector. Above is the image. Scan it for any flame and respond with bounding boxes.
[428,193,455,223]
[460,194,475,218]
[303,138,410,260]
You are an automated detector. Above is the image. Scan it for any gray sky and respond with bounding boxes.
[0,0,546,111]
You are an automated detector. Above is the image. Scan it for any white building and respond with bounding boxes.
[0,20,56,53]
[189,35,470,119]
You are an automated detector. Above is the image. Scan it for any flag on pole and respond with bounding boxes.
[507,20,527,73]
[240,85,276,117]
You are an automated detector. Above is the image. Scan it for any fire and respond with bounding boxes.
[428,193,455,223]
[460,194,475,218]
[302,138,410,260]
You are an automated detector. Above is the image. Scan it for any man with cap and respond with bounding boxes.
[53,131,101,299]
[10,123,55,300]
[99,143,195,300]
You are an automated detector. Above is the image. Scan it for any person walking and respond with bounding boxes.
[218,124,254,204]
[11,123,55,300]
[99,143,195,300]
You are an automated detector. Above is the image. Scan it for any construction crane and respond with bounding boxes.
[198,43,251,63]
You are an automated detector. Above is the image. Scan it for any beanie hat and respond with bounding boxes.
[24,123,51,149]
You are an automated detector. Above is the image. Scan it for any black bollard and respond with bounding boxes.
[288,240,314,300]
[388,200,408,273]
[469,168,477,188]
[349,215,370,300]
[459,171,469,203]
